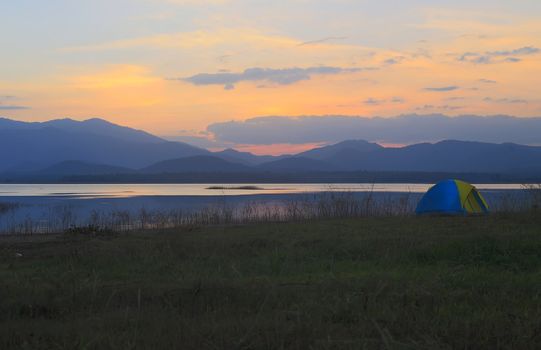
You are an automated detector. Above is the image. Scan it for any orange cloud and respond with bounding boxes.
[3,10,541,144]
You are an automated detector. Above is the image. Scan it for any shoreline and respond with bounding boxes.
[0,189,533,233]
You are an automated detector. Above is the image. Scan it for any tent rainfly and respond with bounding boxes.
[416,179,489,215]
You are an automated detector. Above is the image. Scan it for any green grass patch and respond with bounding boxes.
[1,213,541,349]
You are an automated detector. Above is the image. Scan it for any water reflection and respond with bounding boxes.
[0,183,526,199]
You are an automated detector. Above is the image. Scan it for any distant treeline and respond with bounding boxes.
[2,171,541,184]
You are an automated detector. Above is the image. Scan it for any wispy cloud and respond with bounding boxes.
[444,96,466,101]
[383,56,406,65]
[487,46,540,56]
[458,46,539,64]
[484,97,528,104]
[164,0,229,4]
[415,105,463,111]
[297,36,347,46]
[424,86,459,92]
[0,105,30,110]
[179,66,365,89]
[0,95,28,110]
[479,79,497,84]
[61,29,300,52]
[363,98,385,106]
[363,97,405,106]
[504,57,521,63]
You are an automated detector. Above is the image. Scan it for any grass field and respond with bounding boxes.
[1,213,541,349]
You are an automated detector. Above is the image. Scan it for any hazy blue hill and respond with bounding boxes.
[44,118,164,144]
[0,117,163,144]
[2,162,45,173]
[0,117,31,129]
[257,157,335,172]
[0,119,209,171]
[261,139,541,173]
[213,148,285,165]
[38,161,134,176]
[323,148,382,171]
[141,156,254,173]
[3,116,541,178]
[327,140,541,173]
[358,140,518,173]
[298,140,383,161]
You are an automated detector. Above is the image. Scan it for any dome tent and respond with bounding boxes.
[416,179,489,215]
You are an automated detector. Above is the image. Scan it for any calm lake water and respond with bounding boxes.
[0,183,526,198]
[0,183,531,234]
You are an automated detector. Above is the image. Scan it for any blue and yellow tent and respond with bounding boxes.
[416,179,489,215]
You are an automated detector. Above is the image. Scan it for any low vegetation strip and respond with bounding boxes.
[0,192,419,234]
[206,185,265,190]
[0,202,19,215]
[1,214,541,349]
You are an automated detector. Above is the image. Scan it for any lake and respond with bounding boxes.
[0,183,526,198]
[0,183,531,234]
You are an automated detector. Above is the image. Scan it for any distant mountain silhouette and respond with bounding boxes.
[297,139,541,173]
[3,162,45,173]
[141,156,253,173]
[297,140,383,161]
[2,117,541,181]
[213,148,285,165]
[258,157,334,172]
[0,117,163,144]
[39,161,133,176]
[0,118,208,171]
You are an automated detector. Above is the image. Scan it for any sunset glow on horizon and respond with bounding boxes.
[1,0,540,154]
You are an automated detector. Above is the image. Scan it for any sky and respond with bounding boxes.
[1,0,541,154]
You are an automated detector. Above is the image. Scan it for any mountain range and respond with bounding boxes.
[1,117,541,182]
[0,117,207,172]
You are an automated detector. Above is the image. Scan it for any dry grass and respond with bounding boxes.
[1,188,538,235]
[1,192,417,235]
[0,202,19,215]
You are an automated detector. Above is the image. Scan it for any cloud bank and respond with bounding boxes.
[179,66,365,89]
[207,114,541,145]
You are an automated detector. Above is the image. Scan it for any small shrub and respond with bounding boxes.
[0,202,20,215]
[522,183,541,211]
[64,224,116,237]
